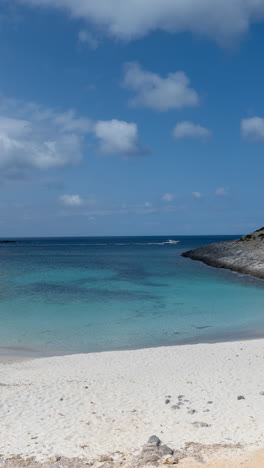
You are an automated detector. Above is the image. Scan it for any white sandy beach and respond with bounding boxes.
[0,339,264,466]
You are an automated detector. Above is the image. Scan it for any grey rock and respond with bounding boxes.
[192,421,209,428]
[182,227,264,279]
[171,404,181,410]
[142,453,160,463]
[237,395,245,400]
[147,435,161,447]
[141,444,157,453]
[158,444,174,456]
[188,409,196,414]
[259,391,264,396]
[165,399,170,404]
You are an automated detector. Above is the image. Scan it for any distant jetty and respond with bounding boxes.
[182,227,264,279]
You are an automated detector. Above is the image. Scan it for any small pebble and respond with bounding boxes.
[165,399,170,404]
[237,395,245,400]
[192,421,210,428]
[171,404,181,410]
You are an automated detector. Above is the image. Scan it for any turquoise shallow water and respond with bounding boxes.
[1,236,264,356]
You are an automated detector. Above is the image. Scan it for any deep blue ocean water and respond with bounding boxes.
[1,235,264,356]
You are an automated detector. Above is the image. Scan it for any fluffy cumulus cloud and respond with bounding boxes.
[241,117,264,140]
[173,121,210,139]
[16,0,264,44]
[94,119,142,154]
[0,97,144,175]
[0,99,92,174]
[123,62,199,111]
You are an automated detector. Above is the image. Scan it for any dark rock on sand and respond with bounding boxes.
[182,227,264,279]
[147,435,161,447]
[192,421,210,428]
[158,445,174,456]
[171,404,181,410]
[140,436,176,465]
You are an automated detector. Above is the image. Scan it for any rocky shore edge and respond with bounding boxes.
[181,227,264,279]
[0,436,245,468]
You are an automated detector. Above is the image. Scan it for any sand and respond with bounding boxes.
[0,339,264,465]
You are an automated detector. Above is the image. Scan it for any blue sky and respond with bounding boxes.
[1,1,264,236]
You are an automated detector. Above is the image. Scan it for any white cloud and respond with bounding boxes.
[0,98,92,174]
[60,194,84,207]
[215,187,230,197]
[78,30,99,49]
[52,110,92,133]
[173,121,210,139]
[162,193,175,202]
[94,119,142,154]
[16,0,264,44]
[241,117,264,140]
[192,191,203,199]
[123,62,199,111]
[0,97,143,174]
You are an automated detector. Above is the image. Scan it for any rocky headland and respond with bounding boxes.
[182,227,264,279]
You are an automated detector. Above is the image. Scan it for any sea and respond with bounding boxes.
[1,235,264,357]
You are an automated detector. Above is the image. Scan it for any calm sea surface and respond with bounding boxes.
[1,236,264,356]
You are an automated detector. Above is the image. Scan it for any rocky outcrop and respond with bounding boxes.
[0,439,244,467]
[182,227,264,279]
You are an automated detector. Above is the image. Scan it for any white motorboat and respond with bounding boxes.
[163,239,179,245]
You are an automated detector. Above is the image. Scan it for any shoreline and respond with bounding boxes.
[2,326,264,362]
[1,339,264,464]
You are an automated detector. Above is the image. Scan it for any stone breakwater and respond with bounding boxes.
[182,228,264,279]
